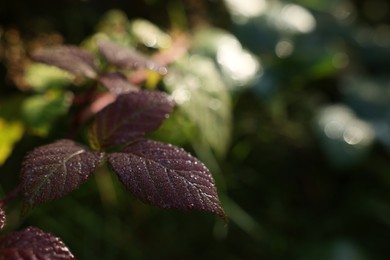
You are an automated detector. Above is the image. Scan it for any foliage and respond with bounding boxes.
[1,0,390,259]
[0,13,228,257]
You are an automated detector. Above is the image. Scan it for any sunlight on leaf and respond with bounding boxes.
[0,96,25,165]
[107,139,226,220]
[0,119,23,165]
[24,63,73,92]
[21,140,104,208]
[223,0,267,22]
[192,28,261,88]
[164,55,231,157]
[273,3,316,34]
[130,19,172,49]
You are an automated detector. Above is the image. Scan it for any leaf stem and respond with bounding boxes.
[0,185,22,208]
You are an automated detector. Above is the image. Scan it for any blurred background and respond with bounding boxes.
[1,0,390,259]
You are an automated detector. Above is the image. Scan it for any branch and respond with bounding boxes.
[0,185,22,208]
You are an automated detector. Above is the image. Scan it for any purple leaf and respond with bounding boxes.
[0,207,5,230]
[98,72,138,95]
[0,226,75,259]
[20,139,104,208]
[98,40,167,74]
[107,139,226,220]
[89,91,174,150]
[32,45,98,78]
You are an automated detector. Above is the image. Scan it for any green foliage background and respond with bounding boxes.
[1,0,390,259]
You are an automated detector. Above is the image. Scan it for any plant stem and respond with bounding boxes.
[0,185,22,208]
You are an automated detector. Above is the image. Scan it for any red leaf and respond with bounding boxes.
[0,227,75,259]
[32,45,98,78]
[89,91,174,150]
[107,140,226,220]
[98,72,138,95]
[98,40,167,74]
[21,139,104,208]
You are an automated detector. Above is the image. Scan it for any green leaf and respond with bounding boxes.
[21,91,73,136]
[24,63,73,92]
[164,55,232,157]
[0,119,24,165]
[129,19,172,49]
[150,109,197,146]
[0,95,25,165]
[82,10,134,51]
[96,10,133,44]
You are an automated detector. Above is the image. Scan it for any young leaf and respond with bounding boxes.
[130,19,172,49]
[0,207,5,230]
[20,139,104,208]
[98,40,167,74]
[98,72,138,95]
[89,91,174,150]
[0,226,75,259]
[107,139,226,220]
[32,46,98,78]
[24,63,73,92]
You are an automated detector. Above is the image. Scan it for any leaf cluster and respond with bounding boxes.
[0,27,227,257]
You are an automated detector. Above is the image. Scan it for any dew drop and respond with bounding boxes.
[158,67,168,75]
